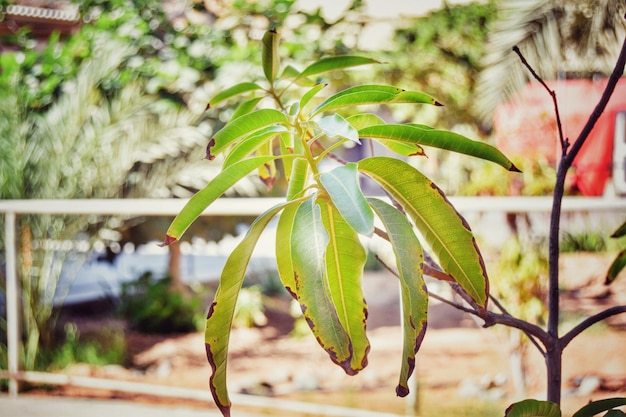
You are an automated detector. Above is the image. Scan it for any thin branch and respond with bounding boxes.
[489,294,546,356]
[562,36,626,166]
[512,45,567,153]
[560,305,626,349]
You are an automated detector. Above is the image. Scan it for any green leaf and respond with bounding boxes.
[208,82,263,108]
[286,157,309,201]
[611,221,626,238]
[223,125,289,169]
[205,201,294,417]
[368,198,428,397]
[207,109,289,159]
[318,198,369,372]
[262,29,280,84]
[317,113,360,144]
[573,399,626,417]
[319,162,374,236]
[291,197,354,374]
[358,156,489,308]
[346,113,386,130]
[359,124,521,172]
[312,85,441,116]
[298,56,381,79]
[606,249,626,284]
[163,156,279,244]
[280,64,316,86]
[505,399,561,417]
[300,83,328,111]
[230,97,263,120]
[275,203,299,296]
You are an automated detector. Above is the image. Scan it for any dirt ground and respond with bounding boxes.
[37,253,626,416]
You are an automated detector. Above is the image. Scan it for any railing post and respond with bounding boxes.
[5,211,20,396]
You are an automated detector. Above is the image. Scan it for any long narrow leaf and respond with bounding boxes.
[262,29,280,84]
[207,109,289,159]
[572,398,626,417]
[286,157,309,201]
[360,124,521,172]
[298,56,381,79]
[359,157,489,308]
[275,203,300,295]
[230,97,263,120]
[312,85,441,116]
[223,125,289,169]
[163,156,278,244]
[368,198,428,397]
[300,83,328,111]
[291,197,354,374]
[318,198,369,372]
[205,201,294,417]
[319,162,374,236]
[606,249,626,284]
[208,82,262,108]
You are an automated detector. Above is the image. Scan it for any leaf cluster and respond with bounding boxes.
[163,29,520,417]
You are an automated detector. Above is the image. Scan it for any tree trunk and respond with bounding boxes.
[545,342,562,404]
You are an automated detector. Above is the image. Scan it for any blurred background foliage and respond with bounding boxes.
[1,0,623,372]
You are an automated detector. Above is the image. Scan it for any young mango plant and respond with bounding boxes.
[162,29,520,417]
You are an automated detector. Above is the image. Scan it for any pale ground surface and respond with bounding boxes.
[7,253,625,417]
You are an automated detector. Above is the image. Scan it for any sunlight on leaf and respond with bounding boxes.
[318,198,369,372]
[359,157,489,308]
[317,113,360,144]
[319,162,374,236]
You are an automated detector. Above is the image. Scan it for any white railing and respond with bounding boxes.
[1,196,625,413]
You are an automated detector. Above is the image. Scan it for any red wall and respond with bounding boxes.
[493,78,626,196]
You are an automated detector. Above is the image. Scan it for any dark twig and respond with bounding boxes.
[489,294,546,356]
[560,305,626,349]
[512,45,567,153]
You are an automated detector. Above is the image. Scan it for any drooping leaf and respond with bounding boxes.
[298,56,381,79]
[291,197,354,374]
[359,124,521,172]
[163,156,279,244]
[286,157,309,201]
[275,203,299,296]
[318,198,369,372]
[368,198,428,397]
[230,97,263,121]
[317,113,360,144]
[207,109,289,159]
[262,29,280,84]
[223,125,289,169]
[505,399,561,417]
[312,85,441,116]
[319,162,374,236]
[208,82,263,108]
[359,156,489,308]
[606,249,626,285]
[205,201,295,417]
[573,398,626,417]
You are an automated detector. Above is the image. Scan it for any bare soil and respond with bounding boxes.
[33,253,626,416]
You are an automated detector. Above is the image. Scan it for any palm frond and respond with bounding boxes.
[475,0,626,123]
